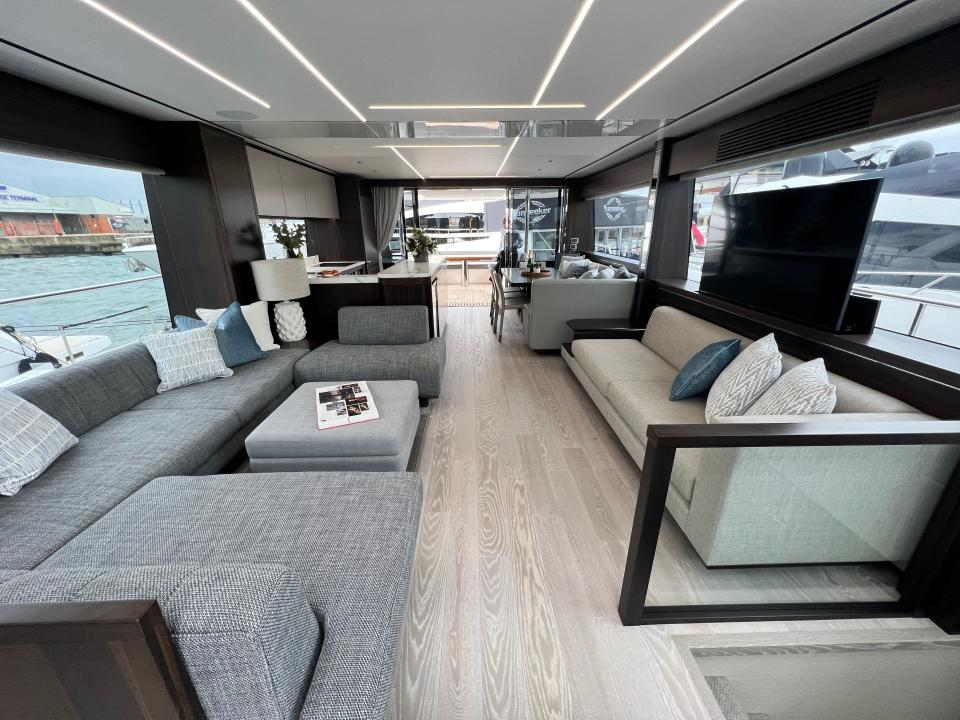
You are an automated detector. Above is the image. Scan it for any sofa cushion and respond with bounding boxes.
[642,306,750,370]
[572,340,678,396]
[135,348,307,425]
[748,358,837,416]
[9,342,160,436]
[670,339,740,400]
[44,471,423,720]
[177,302,266,368]
[198,300,279,352]
[607,380,707,441]
[0,563,319,720]
[338,305,429,345]
[295,338,445,398]
[144,326,234,393]
[705,334,782,421]
[0,390,78,496]
[0,407,241,569]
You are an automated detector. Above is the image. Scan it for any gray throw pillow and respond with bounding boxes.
[747,358,837,415]
[614,264,635,279]
[596,266,616,279]
[705,333,782,421]
[143,325,234,393]
[560,259,591,278]
[579,269,599,280]
[0,389,78,496]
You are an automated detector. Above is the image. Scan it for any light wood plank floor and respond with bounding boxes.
[392,306,939,720]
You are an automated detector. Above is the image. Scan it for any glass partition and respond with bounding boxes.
[593,186,650,263]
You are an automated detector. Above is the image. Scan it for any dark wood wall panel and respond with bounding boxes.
[0,70,162,170]
[667,22,960,177]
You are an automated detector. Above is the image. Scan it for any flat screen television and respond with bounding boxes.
[699,179,882,331]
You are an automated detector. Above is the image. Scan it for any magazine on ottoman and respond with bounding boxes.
[315,381,380,429]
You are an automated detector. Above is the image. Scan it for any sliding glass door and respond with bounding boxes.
[508,187,565,264]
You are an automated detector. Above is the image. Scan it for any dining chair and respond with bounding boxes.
[492,270,526,341]
[489,268,524,330]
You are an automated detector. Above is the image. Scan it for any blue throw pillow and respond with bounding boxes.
[175,302,265,368]
[670,339,741,400]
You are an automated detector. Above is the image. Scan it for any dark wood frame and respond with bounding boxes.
[618,422,960,626]
[0,600,202,718]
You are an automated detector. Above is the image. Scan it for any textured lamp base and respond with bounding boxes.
[273,300,307,342]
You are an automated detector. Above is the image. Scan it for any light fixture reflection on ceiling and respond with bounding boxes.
[233,0,366,121]
[532,0,595,106]
[496,135,522,177]
[374,144,502,149]
[596,0,750,119]
[369,103,584,110]
[75,0,270,108]
[389,147,425,180]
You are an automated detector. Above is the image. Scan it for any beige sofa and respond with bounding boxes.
[563,305,959,568]
[524,277,637,350]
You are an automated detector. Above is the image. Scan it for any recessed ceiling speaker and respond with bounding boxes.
[216,110,259,120]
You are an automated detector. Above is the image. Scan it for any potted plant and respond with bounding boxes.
[405,227,437,262]
[269,220,306,258]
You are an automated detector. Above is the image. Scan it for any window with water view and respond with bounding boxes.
[0,150,169,385]
[690,118,960,349]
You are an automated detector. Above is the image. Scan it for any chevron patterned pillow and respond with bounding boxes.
[705,333,782,422]
[747,358,837,416]
[0,389,78,496]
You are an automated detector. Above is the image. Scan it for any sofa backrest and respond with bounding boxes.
[642,306,918,415]
[338,305,430,345]
[9,342,160,436]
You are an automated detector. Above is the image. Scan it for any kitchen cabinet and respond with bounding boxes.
[246,147,339,219]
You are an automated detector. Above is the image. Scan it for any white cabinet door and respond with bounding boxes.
[279,160,308,218]
[246,147,286,216]
[305,170,339,219]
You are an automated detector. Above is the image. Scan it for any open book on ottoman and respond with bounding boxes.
[315,381,380,429]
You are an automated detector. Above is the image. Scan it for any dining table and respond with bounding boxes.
[503,266,559,289]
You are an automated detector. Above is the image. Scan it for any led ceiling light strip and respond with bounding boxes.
[389,146,425,180]
[234,0,366,121]
[374,144,502,149]
[369,103,584,110]
[532,0,595,106]
[496,135,522,177]
[75,0,270,108]
[596,0,750,119]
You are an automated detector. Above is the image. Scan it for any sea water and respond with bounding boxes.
[0,255,171,347]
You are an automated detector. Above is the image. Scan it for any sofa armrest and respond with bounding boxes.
[620,419,960,624]
[0,564,320,720]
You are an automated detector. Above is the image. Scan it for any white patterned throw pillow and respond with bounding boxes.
[143,325,233,393]
[747,358,837,416]
[705,333,782,422]
[0,389,78,496]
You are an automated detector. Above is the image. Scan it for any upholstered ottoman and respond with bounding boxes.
[245,380,420,472]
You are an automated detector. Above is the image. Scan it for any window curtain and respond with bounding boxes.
[371,186,404,263]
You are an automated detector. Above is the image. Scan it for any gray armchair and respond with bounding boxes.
[294,305,446,399]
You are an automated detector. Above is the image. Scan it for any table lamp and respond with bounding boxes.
[250,258,310,342]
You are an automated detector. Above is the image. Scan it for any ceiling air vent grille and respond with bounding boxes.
[715,80,880,163]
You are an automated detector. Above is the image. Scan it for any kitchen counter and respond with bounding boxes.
[378,259,446,279]
[308,274,378,285]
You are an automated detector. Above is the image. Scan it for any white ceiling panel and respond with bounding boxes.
[1,0,957,178]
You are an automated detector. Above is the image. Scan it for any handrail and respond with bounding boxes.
[0,275,162,306]
[852,285,960,311]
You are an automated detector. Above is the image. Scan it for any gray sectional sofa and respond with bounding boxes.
[0,339,424,719]
[295,305,446,399]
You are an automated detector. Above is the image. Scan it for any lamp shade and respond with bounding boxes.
[250,258,310,301]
